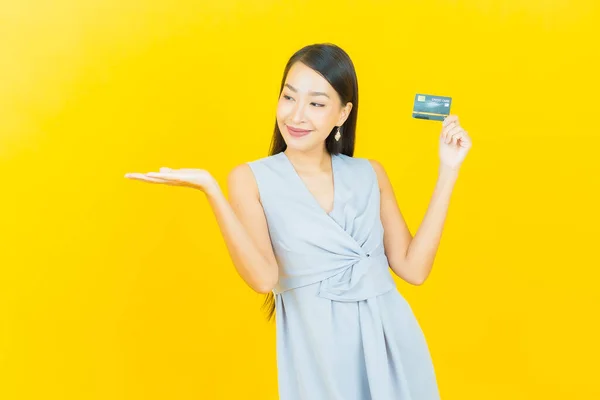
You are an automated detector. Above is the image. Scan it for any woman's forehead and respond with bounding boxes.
[285,63,332,93]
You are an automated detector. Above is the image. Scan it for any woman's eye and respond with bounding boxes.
[282,95,324,108]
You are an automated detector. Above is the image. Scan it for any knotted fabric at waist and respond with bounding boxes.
[272,244,396,302]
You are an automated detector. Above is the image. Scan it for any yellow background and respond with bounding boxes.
[1,0,599,399]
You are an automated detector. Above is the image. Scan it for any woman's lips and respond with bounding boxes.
[286,125,312,137]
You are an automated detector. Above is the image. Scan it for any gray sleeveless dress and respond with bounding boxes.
[247,151,440,400]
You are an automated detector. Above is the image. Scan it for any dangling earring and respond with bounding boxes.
[334,127,341,141]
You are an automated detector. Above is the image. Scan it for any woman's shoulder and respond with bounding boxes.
[234,153,286,192]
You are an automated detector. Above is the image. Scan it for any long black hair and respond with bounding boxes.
[262,43,360,321]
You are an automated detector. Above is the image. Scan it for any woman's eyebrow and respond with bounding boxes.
[285,84,330,98]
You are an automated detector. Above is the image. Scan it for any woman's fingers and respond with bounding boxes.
[145,172,194,187]
[125,168,212,190]
[124,173,146,179]
[443,115,458,128]
[442,123,457,142]
[124,173,172,184]
[125,173,176,185]
[451,131,463,146]
[145,172,180,181]
[446,125,464,143]
[441,115,461,142]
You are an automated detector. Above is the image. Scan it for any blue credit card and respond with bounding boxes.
[412,94,452,121]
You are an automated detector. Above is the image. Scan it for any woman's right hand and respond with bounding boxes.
[125,167,219,194]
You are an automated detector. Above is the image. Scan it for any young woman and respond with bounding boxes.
[125,43,472,400]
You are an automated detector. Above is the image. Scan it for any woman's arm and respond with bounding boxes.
[370,160,458,285]
[126,164,279,293]
[203,164,279,293]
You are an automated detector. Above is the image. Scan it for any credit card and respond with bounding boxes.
[412,94,452,121]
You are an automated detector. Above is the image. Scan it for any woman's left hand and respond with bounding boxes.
[439,115,473,171]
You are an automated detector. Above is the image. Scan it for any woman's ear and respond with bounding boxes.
[338,102,353,126]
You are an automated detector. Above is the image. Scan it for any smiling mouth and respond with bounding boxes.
[286,125,312,137]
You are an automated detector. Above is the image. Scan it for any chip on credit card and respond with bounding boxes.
[412,94,452,121]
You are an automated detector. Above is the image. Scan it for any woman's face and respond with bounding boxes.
[276,62,352,152]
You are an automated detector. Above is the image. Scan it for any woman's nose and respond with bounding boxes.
[290,102,305,123]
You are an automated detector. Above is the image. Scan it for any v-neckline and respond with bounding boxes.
[280,151,338,217]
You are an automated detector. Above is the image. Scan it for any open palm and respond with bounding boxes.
[125,167,217,193]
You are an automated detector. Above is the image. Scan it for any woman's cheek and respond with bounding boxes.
[276,101,292,119]
[306,107,328,123]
